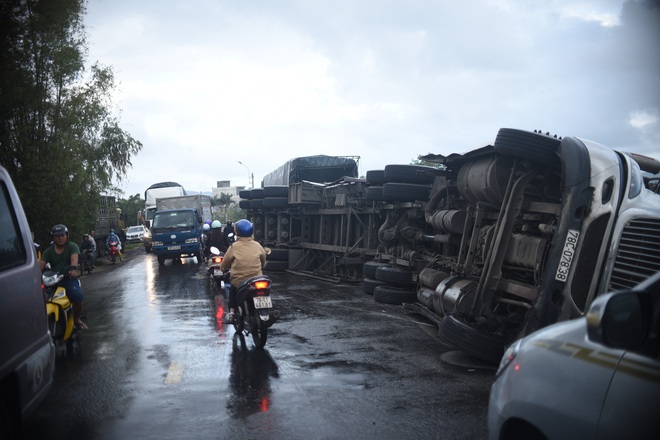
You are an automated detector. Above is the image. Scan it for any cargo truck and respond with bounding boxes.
[150,194,211,265]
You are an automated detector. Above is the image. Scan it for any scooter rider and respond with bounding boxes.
[210,220,227,253]
[202,222,212,259]
[106,228,122,255]
[79,233,95,271]
[219,219,267,323]
[39,224,87,329]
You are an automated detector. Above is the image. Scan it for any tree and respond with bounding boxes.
[117,193,144,228]
[0,0,142,245]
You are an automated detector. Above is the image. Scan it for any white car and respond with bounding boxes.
[488,272,660,440]
[126,225,147,243]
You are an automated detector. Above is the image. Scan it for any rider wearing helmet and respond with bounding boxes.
[209,220,227,253]
[202,223,212,259]
[219,219,267,323]
[39,224,87,329]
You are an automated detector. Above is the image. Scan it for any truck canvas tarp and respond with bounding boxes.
[262,155,359,186]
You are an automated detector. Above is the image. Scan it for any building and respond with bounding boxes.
[211,180,244,204]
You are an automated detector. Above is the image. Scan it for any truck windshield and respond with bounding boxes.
[152,211,195,229]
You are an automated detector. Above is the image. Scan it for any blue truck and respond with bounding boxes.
[150,195,211,265]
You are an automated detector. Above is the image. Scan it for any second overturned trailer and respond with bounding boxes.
[244,128,660,363]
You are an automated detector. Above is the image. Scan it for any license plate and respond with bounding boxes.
[167,245,181,250]
[213,269,223,277]
[555,229,580,282]
[253,296,272,309]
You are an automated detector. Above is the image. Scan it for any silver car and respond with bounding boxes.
[125,225,147,243]
[488,271,660,440]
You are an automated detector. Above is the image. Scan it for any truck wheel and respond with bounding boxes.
[493,128,561,165]
[195,251,202,263]
[362,277,386,295]
[373,285,417,305]
[438,315,507,364]
[382,182,431,202]
[375,265,414,286]
[366,169,386,185]
[362,261,390,278]
[384,164,444,184]
[157,256,165,266]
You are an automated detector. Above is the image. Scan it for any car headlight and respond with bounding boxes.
[496,339,522,376]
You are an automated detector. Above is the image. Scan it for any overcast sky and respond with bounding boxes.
[83,0,660,197]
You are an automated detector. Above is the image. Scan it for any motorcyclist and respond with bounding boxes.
[39,224,87,329]
[209,220,227,253]
[223,221,234,246]
[106,228,122,255]
[219,219,267,323]
[202,223,212,260]
[79,233,95,271]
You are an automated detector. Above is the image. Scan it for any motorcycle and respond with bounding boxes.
[79,248,94,276]
[207,246,229,292]
[42,265,77,355]
[108,240,121,264]
[232,275,279,349]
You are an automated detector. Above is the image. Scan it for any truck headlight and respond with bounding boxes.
[185,237,199,244]
[628,159,643,199]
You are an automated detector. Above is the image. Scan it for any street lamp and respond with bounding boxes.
[237,161,254,189]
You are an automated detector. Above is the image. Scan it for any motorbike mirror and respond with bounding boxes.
[210,246,220,255]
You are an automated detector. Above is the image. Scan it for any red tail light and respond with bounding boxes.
[253,280,270,290]
[213,256,223,263]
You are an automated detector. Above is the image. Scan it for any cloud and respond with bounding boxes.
[83,0,659,197]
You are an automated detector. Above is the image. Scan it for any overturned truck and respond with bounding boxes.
[243,129,660,363]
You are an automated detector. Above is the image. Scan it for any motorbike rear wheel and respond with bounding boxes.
[250,307,268,349]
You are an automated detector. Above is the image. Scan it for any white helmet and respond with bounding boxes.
[203,223,211,231]
[211,220,221,229]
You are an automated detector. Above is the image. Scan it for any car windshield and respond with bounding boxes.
[153,211,195,229]
[128,226,143,233]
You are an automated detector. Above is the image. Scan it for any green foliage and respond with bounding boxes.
[117,193,145,228]
[0,0,142,245]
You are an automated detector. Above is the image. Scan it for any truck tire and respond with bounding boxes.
[157,255,165,266]
[363,261,390,278]
[366,186,384,201]
[250,188,264,199]
[268,248,289,261]
[239,189,252,199]
[375,265,414,286]
[438,315,507,364]
[366,169,386,185]
[239,200,251,209]
[382,182,431,202]
[362,277,386,295]
[373,285,417,305]
[493,128,561,165]
[384,164,444,184]
[262,197,288,208]
[263,186,289,197]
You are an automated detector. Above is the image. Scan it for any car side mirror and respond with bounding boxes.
[586,291,650,349]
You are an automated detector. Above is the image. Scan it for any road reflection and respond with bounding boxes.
[226,335,280,418]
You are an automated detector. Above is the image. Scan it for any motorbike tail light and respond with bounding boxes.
[213,256,223,264]
[253,280,270,290]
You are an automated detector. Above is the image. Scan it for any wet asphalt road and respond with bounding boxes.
[24,247,496,440]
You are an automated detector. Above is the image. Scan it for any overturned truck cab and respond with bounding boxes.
[383,128,660,363]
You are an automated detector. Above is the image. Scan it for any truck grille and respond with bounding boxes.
[609,218,660,290]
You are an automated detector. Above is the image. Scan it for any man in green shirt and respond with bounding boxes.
[39,224,87,329]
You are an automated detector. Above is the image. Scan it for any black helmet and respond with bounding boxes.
[234,219,253,237]
[51,224,69,236]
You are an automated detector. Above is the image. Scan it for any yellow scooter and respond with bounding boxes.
[42,265,76,353]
